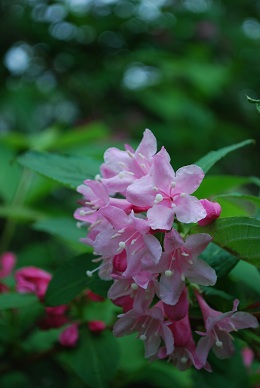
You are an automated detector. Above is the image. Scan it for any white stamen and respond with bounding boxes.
[86,270,93,277]
[154,193,163,204]
[80,209,95,216]
[180,193,186,198]
[181,252,189,257]
[131,283,138,290]
[76,222,82,229]
[138,152,145,159]
[215,340,223,347]
[118,228,125,233]
[95,174,101,181]
[152,186,159,192]
[141,163,146,169]
[171,203,176,208]
[188,259,193,264]
[171,181,176,188]
[118,172,125,179]
[180,357,187,364]
[118,162,126,167]
[111,233,121,239]
[119,241,126,249]
[181,273,185,281]
[165,270,174,277]
[131,238,137,245]
[140,334,147,341]
[127,150,135,158]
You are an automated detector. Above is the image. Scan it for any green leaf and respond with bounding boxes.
[213,193,260,207]
[17,151,101,189]
[193,217,260,267]
[33,217,88,250]
[0,293,39,310]
[200,286,233,300]
[0,205,46,222]
[200,242,239,277]
[45,253,112,306]
[195,139,254,174]
[194,175,260,199]
[63,328,120,388]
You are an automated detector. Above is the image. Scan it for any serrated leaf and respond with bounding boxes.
[193,217,260,267]
[195,139,254,174]
[0,293,39,310]
[63,328,120,388]
[17,151,101,189]
[45,254,112,306]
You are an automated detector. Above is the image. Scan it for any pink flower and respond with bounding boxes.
[93,207,162,277]
[39,305,68,330]
[195,292,259,365]
[113,304,174,359]
[163,287,189,322]
[59,323,79,347]
[159,314,206,371]
[88,320,106,333]
[74,180,132,224]
[0,252,16,278]
[126,148,206,230]
[241,347,254,368]
[157,230,216,305]
[198,199,222,226]
[100,128,157,195]
[15,266,52,301]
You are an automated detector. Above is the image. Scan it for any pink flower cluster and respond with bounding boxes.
[0,253,106,348]
[74,129,258,370]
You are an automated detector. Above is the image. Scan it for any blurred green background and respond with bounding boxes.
[1,0,260,173]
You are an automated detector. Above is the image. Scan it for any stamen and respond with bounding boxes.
[111,233,122,239]
[131,238,137,245]
[86,266,100,277]
[76,222,82,228]
[152,186,159,192]
[171,203,176,208]
[119,241,126,249]
[181,252,189,257]
[154,193,163,204]
[95,174,101,181]
[138,152,145,159]
[215,340,223,347]
[118,162,126,167]
[181,273,185,281]
[127,150,135,158]
[118,172,125,179]
[180,357,187,364]
[141,163,146,169]
[180,193,186,198]
[171,181,176,188]
[165,270,174,277]
[118,228,125,233]
[140,334,147,341]
[80,209,96,216]
[131,283,138,290]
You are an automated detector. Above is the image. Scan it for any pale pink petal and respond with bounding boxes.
[159,270,184,305]
[196,335,215,365]
[230,312,259,330]
[152,147,174,191]
[147,205,174,230]
[175,165,204,194]
[174,195,206,223]
[135,128,157,159]
[126,175,154,207]
[185,233,212,259]
[185,259,217,286]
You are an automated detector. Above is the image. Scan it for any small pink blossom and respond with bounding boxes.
[157,230,216,305]
[59,323,79,347]
[15,266,52,301]
[126,148,206,230]
[113,304,174,359]
[0,252,16,278]
[100,128,157,195]
[198,199,222,226]
[241,347,254,368]
[159,314,206,371]
[88,320,106,333]
[39,305,68,329]
[195,292,259,365]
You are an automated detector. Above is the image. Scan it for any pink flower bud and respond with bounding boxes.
[198,199,221,226]
[88,320,106,333]
[85,289,105,302]
[241,347,254,368]
[59,324,79,347]
[15,266,52,301]
[0,252,16,278]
